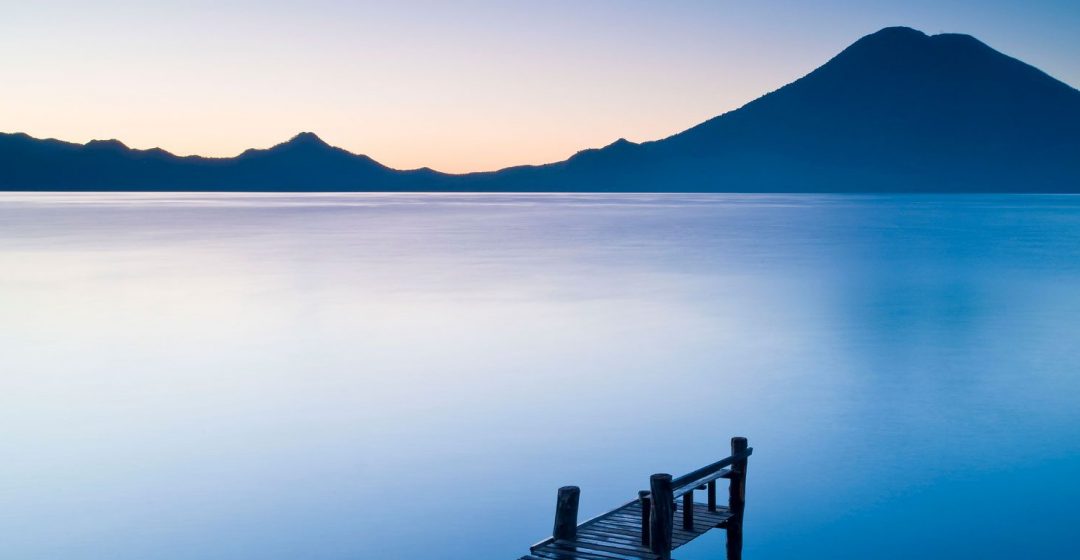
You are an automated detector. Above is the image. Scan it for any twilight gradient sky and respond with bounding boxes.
[3,1,1079,172]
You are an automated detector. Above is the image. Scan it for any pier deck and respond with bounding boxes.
[523,500,732,560]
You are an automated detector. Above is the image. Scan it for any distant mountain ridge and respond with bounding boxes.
[0,130,445,190]
[3,26,1079,192]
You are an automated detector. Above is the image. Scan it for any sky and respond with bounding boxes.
[2,1,1079,173]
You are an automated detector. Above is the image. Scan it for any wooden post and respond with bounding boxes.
[682,490,694,530]
[728,437,748,519]
[553,486,580,541]
[638,490,651,546]
[707,480,717,512]
[726,437,749,560]
[649,474,674,559]
[726,522,744,560]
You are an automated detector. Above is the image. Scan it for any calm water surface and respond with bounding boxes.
[2,193,1079,559]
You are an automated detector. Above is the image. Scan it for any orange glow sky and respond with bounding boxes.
[3,1,1077,173]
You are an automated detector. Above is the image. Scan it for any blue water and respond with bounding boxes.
[2,193,1079,560]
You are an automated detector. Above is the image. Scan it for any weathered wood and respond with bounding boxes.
[681,491,694,531]
[591,519,640,533]
[579,529,644,546]
[554,486,581,541]
[553,539,658,559]
[670,449,750,495]
[707,479,717,511]
[726,524,743,560]
[580,539,645,555]
[637,491,650,547]
[728,438,748,520]
[648,474,674,559]
[726,437,749,560]
[673,467,733,498]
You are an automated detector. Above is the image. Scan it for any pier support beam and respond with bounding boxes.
[728,437,748,518]
[708,479,717,512]
[726,436,749,560]
[649,474,674,559]
[682,490,694,530]
[638,490,652,547]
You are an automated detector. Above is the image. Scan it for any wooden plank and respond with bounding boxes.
[531,549,612,560]
[579,524,643,538]
[578,533,643,545]
[577,529,645,545]
[585,521,641,536]
[575,499,639,527]
[584,528,644,544]
[532,546,620,560]
[553,539,658,559]
[590,517,642,530]
[563,537,656,556]
[580,524,644,537]
[542,541,654,560]
[585,526,640,540]
[602,516,650,526]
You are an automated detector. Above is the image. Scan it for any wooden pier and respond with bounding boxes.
[519,437,752,560]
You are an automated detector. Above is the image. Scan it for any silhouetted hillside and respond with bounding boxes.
[3,27,1078,192]
[0,131,447,191]
[468,27,1080,192]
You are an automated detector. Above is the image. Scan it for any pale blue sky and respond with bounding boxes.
[3,1,1078,171]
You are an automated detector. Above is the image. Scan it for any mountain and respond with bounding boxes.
[466,27,1080,192]
[0,131,447,190]
[3,27,1078,192]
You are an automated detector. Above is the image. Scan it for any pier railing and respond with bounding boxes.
[646,436,751,558]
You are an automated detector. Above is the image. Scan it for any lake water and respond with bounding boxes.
[2,192,1079,560]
